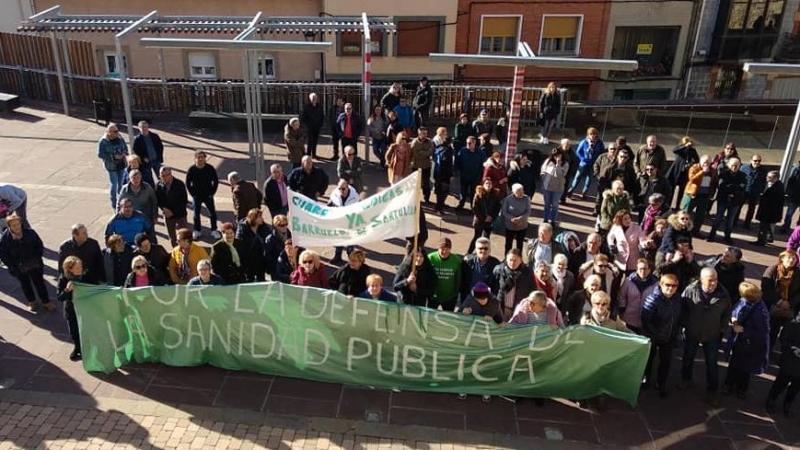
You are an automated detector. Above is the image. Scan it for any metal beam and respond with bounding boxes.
[235,12,262,40]
[116,10,157,39]
[140,38,331,52]
[28,4,60,21]
[743,62,800,182]
[115,11,157,139]
[429,53,638,71]
[49,31,68,116]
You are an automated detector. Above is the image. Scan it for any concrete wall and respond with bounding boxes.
[321,0,458,80]
[597,0,696,100]
[31,0,321,80]
[1,0,33,33]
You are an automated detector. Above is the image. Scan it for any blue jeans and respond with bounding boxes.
[568,164,592,194]
[543,190,561,222]
[681,337,720,392]
[783,201,799,229]
[372,137,386,165]
[107,168,125,209]
[709,202,741,239]
[192,196,218,232]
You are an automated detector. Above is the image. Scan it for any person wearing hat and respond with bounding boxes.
[413,76,433,129]
[428,237,463,312]
[472,109,494,139]
[460,281,504,324]
[452,113,474,153]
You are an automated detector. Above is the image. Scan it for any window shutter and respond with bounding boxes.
[397,21,441,56]
[542,17,579,39]
[482,17,519,37]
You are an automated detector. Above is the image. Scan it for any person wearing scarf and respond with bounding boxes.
[211,222,245,285]
[168,228,208,285]
[581,291,629,332]
[532,260,556,301]
[762,250,800,352]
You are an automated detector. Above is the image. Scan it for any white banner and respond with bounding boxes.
[288,172,419,247]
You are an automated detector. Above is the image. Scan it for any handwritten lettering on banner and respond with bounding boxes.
[288,172,418,247]
[74,283,651,405]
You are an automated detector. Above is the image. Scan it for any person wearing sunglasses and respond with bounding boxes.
[577,254,620,305]
[641,273,683,398]
[581,290,628,332]
[123,255,167,288]
[740,154,768,230]
[290,250,328,289]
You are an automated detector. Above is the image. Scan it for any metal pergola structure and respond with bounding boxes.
[744,63,800,183]
[21,5,395,170]
[429,46,639,160]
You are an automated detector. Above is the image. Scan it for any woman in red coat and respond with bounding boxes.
[290,249,328,289]
[482,150,508,198]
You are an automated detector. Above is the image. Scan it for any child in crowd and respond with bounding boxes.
[359,274,396,302]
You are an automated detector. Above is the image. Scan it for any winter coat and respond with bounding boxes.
[97,135,128,172]
[600,164,639,199]
[133,244,170,279]
[453,121,475,152]
[433,139,455,181]
[386,118,404,145]
[777,318,800,377]
[552,269,577,306]
[409,137,434,170]
[540,158,569,192]
[471,189,500,226]
[658,213,693,253]
[789,226,800,253]
[155,177,188,219]
[599,190,631,231]
[367,115,388,140]
[510,298,564,327]
[455,147,486,184]
[575,137,605,168]
[681,282,732,343]
[396,105,413,129]
[743,163,768,196]
[607,223,647,272]
[699,256,745,302]
[472,118,493,138]
[483,160,508,197]
[412,84,433,111]
[507,160,536,197]
[493,262,535,312]
[617,273,658,329]
[761,264,800,311]
[123,265,168,288]
[337,155,365,193]
[104,211,155,246]
[641,285,682,344]
[393,256,437,307]
[287,166,329,200]
[757,181,785,224]
[581,311,629,332]
[168,243,208,285]
[666,143,699,188]
[638,176,672,207]
[329,263,372,296]
[210,239,246,285]
[185,163,219,199]
[684,163,718,198]
[275,250,298,284]
[380,91,401,112]
[102,247,134,287]
[119,183,159,221]
[56,273,99,303]
[567,242,613,276]
[538,91,561,120]
[290,265,328,289]
[786,164,800,204]
[563,289,591,325]
[284,124,307,164]
[262,176,288,217]
[231,180,263,221]
[725,299,770,374]
[716,169,748,207]
[132,132,164,166]
[501,193,531,231]
[634,145,668,176]
[235,221,270,278]
[336,112,363,139]
[385,143,411,183]
[655,253,700,292]
[301,101,325,131]
[58,237,105,283]
[0,228,44,278]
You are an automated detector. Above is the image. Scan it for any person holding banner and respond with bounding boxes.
[410,127,434,204]
[328,179,359,265]
[394,249,437,307]
[291,250,328,289]
[329,249,371,297]
[124,255,168,288]
[274,238,300,284]
[57,256,99,361]
[359,274,396,302]
[428,238,462,311]
[385,132,411,185]
[168,228,208,285]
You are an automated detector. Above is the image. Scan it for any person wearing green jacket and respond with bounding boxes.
[427,237,462,311]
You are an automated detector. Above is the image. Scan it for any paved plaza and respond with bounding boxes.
[0,103,798,449]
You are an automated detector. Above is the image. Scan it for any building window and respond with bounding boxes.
[539,15,582,56]
[258,55,276,79]
[338,31,384,57]
[396,20,442,57]
[103,51,127,77]
[188,53,217,80]
[610,26,680,79]
[712,0,784,61]
[728,0,783,30]
[480,16,520,55]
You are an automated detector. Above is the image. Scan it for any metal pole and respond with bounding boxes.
[685,109,693,137]
[600,107,609,141]
[362,12,371,163]
[722,113,733,147]
[779,98,800,183]
[505,65,525,162]
[241,50,255,162]
[60,31,76,102]
[49,31,69,116]
[638,109,648,144]
[767,115,780,151]
[251,52,266,188]
[157,32,168,109]
[115,37,134,137]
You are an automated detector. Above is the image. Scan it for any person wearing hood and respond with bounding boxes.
[641,274,683,397]
[699,247,745,300]
[393,248,437,307]
[618,258,658,334]
[284,118,306,168]
[510,290,564,327]
[666,136,699,210]
[432,127,455,213]
[328,179,359,265]
[599,180,631,233]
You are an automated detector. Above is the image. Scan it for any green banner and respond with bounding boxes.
[73,283,651,405]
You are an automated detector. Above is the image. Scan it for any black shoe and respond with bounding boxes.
[69,349,82,361]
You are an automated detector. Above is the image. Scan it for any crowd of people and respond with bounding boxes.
[1,82,800,414]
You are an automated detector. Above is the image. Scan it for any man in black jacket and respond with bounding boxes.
[780,162,800,233]
[263,163,289,219]
[459,237,500,301]
[155,166,189,246]
[58,223,105,283]
[288,156,329,201]
[301,93,325,159]
[132,121,164,183]
[185,151,220,240]
[567,232,612,275]
[413,76,433,130]
[755,171,785,245]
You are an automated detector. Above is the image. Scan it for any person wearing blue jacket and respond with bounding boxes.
[723,282,770,399]
[454,136,485,210]
[641,273,682,398]
[104,198,155,246]
[567,127,605,199]
[96,123,128,210]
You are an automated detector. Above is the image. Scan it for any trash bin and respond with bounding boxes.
[93,98,112,126]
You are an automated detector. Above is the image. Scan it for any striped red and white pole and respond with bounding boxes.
[363,45,372,162]
[505,65,526,163]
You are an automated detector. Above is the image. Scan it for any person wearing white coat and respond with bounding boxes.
[328,179,360,265]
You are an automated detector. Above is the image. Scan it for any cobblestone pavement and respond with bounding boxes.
[0,103,798,450]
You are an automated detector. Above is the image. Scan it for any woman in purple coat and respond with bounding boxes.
[723,281,770,399]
